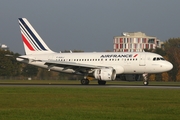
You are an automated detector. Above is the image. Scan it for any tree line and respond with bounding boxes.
[0,38,180,81]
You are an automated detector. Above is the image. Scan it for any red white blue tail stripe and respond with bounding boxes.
[18,18,54,55]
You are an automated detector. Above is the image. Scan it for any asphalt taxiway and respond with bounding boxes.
[0,84,179,89]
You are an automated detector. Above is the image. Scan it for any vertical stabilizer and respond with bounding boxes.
[18,18,54,55]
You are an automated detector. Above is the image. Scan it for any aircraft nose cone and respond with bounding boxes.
[166,62,173,71]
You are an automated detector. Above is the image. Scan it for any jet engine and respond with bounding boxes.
[93,68,116,81]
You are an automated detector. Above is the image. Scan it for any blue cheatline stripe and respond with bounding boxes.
[19,18,47,51]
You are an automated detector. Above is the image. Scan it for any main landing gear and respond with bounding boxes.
[81,79,89,85]
[142,73,149,85]
[98,80,106,85]
[80,78,107,85]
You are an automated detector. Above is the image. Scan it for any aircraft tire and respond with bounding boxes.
[98,80,106,85]
[143,81,149,86]
[81,79,89,85]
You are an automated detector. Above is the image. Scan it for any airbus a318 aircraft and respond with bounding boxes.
[17,18,173,85]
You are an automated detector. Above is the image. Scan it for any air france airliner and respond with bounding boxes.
[16,18,173,85]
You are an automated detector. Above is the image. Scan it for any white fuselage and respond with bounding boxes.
[17,52,173,75]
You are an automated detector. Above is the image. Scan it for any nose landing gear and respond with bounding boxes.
[143,73,149,85]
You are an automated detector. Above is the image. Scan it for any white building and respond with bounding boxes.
[113,32,163,52]
[0,44,8,51]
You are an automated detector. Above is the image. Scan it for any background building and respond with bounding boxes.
[113,32,163,52]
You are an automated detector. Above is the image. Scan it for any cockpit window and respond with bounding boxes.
[153,57,165,61]
[160,57,165,60]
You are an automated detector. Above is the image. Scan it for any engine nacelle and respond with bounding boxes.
[94,68,116,81]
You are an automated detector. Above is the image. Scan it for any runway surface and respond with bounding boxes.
[0,84,180,89]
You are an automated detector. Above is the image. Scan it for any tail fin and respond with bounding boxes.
[18,18,54,55]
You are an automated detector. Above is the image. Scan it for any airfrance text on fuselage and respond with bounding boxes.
[100,54,133,58]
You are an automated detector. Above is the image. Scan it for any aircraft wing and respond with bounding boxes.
[44,60,109,73]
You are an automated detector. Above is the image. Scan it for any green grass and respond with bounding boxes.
[0,87,180,120]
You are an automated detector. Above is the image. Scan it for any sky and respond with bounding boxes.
[0,0,180,54]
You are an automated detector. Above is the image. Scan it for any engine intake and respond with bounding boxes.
[94,68,116,81]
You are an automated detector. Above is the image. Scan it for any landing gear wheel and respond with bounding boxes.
[98,80,106,85]
[142,73,149,86]
[81,79,89,85]
[143,81,149,86]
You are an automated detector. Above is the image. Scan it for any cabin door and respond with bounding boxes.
[139,54,146,66]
